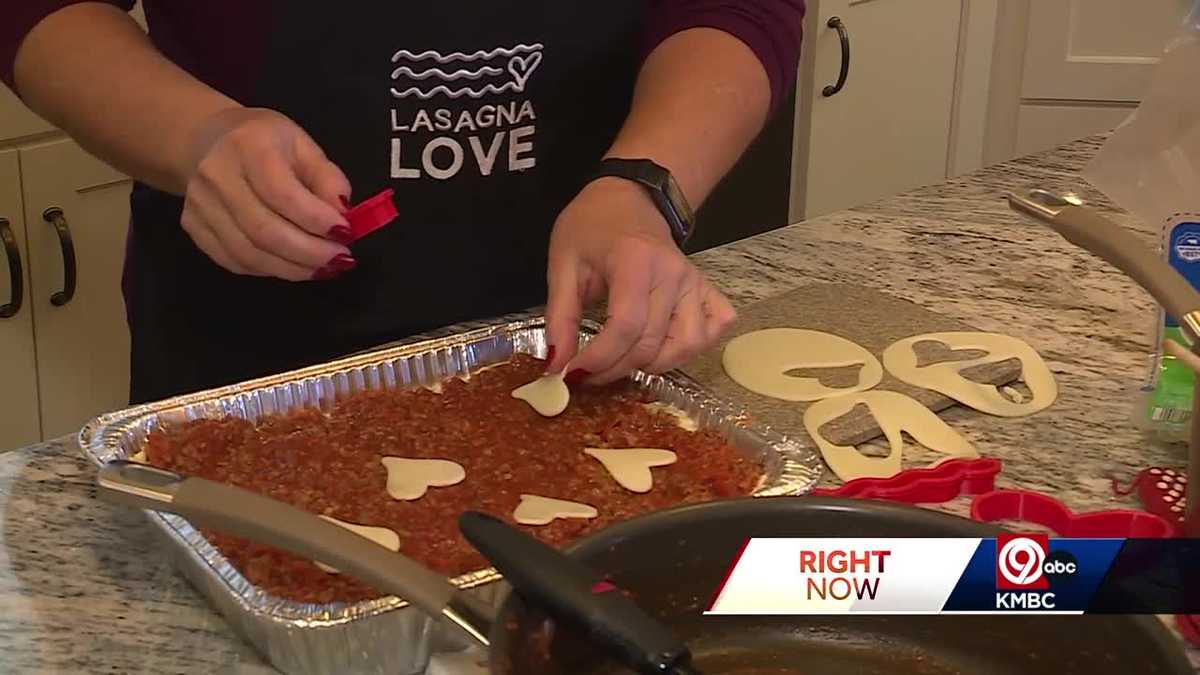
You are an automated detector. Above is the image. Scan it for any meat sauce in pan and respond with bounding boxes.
[143,355,762,604]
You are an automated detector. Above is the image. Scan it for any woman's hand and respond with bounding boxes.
[180,108,356,281]
[544,177,737,384]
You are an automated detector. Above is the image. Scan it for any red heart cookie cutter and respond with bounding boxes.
[811,458,1002,504]
[1177,614,1200,648]
[970,489,1177,538]
[345,189,398,243]
[1111,467,1188,529]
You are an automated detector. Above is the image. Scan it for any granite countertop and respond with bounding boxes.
[1,134,1196,673]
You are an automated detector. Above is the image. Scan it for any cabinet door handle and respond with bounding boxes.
[42,207,77,307]
[0,218,22,319]
[822,16,851,97]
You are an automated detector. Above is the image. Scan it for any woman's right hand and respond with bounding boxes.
[180,108,356,281]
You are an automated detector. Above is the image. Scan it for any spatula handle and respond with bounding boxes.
[1055,205,1200,335]
[1011,192,1200,344]
[97,461,492,645]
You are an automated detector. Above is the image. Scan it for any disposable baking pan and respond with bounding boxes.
[79,317,823,675]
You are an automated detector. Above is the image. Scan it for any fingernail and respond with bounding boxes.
[328,225,354,245]
[328,253,357,272]
[564,368,591,386]
[338,195,351,211]
[544,345,557,370]
[312,254,356,281]
[591,580,617,594]
[312,265,339,281]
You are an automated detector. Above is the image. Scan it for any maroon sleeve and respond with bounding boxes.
[0,0,135,92]
[642,0,806,114]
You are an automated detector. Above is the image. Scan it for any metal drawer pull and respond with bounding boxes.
[0,218,22,318]
[822,16,851,97]
[42,207,76,306]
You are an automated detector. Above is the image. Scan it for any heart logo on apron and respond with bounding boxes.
[507,52,543,91]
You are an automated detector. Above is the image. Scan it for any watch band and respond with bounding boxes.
[588,158,696,247]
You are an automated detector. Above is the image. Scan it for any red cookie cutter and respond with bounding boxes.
[1177,614,1200,648]
[811,458,1002,504]
[1111,467,1188,529]
[345,189,398,243]
[970,489,1177,538]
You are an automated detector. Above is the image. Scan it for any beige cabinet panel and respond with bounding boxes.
[1015,103,1136,157]
[21,139,131,439]
[0,2,144,145]
[0,86,53,144]
[0,150,41,450]
[800,0,963,218]
[1023,0,1186,102]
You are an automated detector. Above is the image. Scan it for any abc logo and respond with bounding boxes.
[997,535,1078,589]
[1043,550,1078,583]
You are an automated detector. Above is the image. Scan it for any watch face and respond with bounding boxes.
[663,176,695,236]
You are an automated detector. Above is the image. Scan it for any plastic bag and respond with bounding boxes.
[1082,1,1200,441]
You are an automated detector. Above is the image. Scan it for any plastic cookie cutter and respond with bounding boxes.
[1111,467,1189,530]
[1177,614,1200,649]
[810,457,1003,504]
[345,189,398,243]
[970,489,1177,538]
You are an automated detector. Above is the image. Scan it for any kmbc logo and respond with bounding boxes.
[996,534,1050,590]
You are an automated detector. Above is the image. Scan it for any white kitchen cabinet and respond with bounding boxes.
[1022,0,1186,103]
[793,0,965,219]
[987,0,1186,162]
[0,150,42,451]
[20,140,131,441]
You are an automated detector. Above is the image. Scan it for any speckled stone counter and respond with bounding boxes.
[1,134,1196,672]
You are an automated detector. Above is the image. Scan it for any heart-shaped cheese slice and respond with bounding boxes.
[584,448,678,493]
[511,371,569,417]
[381,457,466,501]
[315,515,402,574]
[513,494,598,526]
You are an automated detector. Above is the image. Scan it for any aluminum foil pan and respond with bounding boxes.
[79,317,822,675]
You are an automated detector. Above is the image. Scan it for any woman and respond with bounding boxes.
[2,2,804,403]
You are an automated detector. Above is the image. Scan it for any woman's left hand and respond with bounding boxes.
[544,177,737,384]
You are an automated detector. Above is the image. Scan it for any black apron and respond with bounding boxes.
[125,3,642,403]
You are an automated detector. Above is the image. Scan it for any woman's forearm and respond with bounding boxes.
[13,3,240,194]
[605,27,772,209]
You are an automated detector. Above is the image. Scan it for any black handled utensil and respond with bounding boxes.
[460,511,701,675]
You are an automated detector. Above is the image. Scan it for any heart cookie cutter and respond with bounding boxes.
[811,457,1002,504]
[970,489,1177,538]
[345,189,398,243]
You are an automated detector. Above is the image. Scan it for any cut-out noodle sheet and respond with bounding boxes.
[721,328,884,401]
[804,390,979,482]
[682,284,1023,448]
[882,332,1057,417]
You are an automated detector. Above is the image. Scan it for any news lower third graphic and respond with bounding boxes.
[705,537,1199,615]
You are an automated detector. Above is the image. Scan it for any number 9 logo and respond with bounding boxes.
[998,537,1046,586]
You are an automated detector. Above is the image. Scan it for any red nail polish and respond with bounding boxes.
[328,225,353,245]
[328,253,356,272]
[338,195,351,210]
[544,345,557,368]
[312,265,338,281]
[591,580,617,594]
[564,368,591,386]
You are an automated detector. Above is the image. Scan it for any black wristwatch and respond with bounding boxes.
[588,158,696,247]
